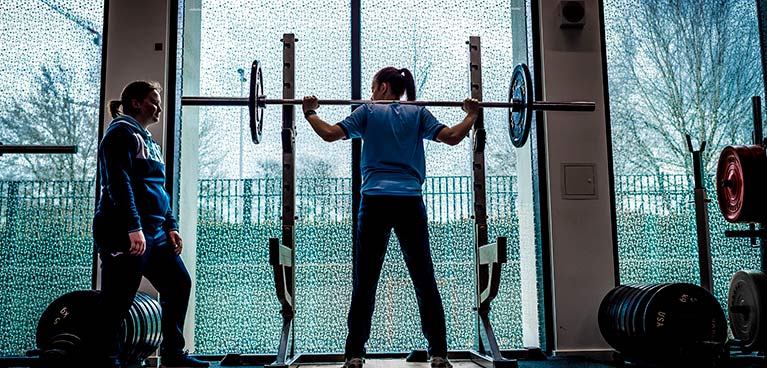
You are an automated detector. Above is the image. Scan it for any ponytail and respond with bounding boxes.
[399,68,416,101]
[109,100,122,118]
[374,67,418,100]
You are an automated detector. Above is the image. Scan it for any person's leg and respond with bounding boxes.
[392,197,448,358]
[143,231,190,354]
[95,249,144,365]
[142,230,208,367]
[345,195,393,360]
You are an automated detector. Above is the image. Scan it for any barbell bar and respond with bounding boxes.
[180,60,596,146]
[0,144,78,156]
[182,96,595,111]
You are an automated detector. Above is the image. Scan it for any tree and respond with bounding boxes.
[0,65,98,180]
[607,0,762,175]
[196,114,230,179]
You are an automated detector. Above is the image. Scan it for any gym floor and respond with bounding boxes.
[0,357,617,368]
[287,359,614,368]
[5,356,767,367]
[6,353,767,367]
[172,358,766,368]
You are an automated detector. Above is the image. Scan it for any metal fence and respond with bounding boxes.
[0,174,712,228]
[197,176,518,224]
[613,174,700,214]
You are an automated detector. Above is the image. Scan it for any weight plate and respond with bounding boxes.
[508,63,533,148]
[641,283,727,355]
[249,59,265,144]
[715,145,767,223]
[36,290,99,349]
[728,270,767,350]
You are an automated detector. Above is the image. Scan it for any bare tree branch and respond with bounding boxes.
[607,0,761,175]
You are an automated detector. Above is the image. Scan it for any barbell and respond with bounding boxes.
[181,60,596,147]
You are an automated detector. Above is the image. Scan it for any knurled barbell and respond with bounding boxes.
[181,60,596,147]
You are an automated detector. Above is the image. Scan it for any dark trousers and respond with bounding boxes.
[345,195,448,359]
[96,229,191,359]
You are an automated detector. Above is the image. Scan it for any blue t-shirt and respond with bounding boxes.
[337,103,447,196]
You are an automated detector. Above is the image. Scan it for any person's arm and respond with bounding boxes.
[162,204,183,255]
[162,207,179,233]
[436,98,480,146]
[101,127,146,255]
[302,96,346,142]
[102,129,141,230]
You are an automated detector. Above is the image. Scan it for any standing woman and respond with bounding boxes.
[92,81,208,368]
[302,67,479,368]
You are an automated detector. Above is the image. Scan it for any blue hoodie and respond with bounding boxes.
[94,115,177,240]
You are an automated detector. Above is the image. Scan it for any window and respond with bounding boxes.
[0,0,103,355]
[181,0,535,354]
[604,0,764,306]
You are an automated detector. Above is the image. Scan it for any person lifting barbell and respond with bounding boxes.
[298,66,478,368]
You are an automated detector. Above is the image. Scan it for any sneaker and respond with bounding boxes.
[430,356,453,368]
[160,351,210,367]
[342,357,364,368]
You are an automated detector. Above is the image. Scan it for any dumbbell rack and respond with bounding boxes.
[723,96,767,364]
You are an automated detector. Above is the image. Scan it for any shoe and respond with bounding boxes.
[342,357,364,368]
[430,356,453,368]
[160,351,210,367]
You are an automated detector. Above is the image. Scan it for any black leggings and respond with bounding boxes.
[345,195,448,358]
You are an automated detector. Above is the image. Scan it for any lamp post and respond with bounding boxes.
[237,68,246,178]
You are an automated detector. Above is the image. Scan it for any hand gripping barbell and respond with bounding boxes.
[181,60,596,147]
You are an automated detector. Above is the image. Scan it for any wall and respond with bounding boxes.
[536,0,615,354]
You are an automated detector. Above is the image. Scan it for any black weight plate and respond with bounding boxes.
[49,336,77,353]
[642,283,726,350]
[508,63,533,148]
[36,290,99,349]
[616,284,642,337]
[607,284,638,351]
[625,283,660,338]
[599,285,629,347]
[631,283,666,338]
[608,285,632,334]
[249,59,265,144]
[598,286,621,343]
[612,284,637,336]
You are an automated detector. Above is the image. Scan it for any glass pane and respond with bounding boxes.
[605,0,764,309]
[182,0,352,354]
[361,0,531,350]
[0,0,103,355]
